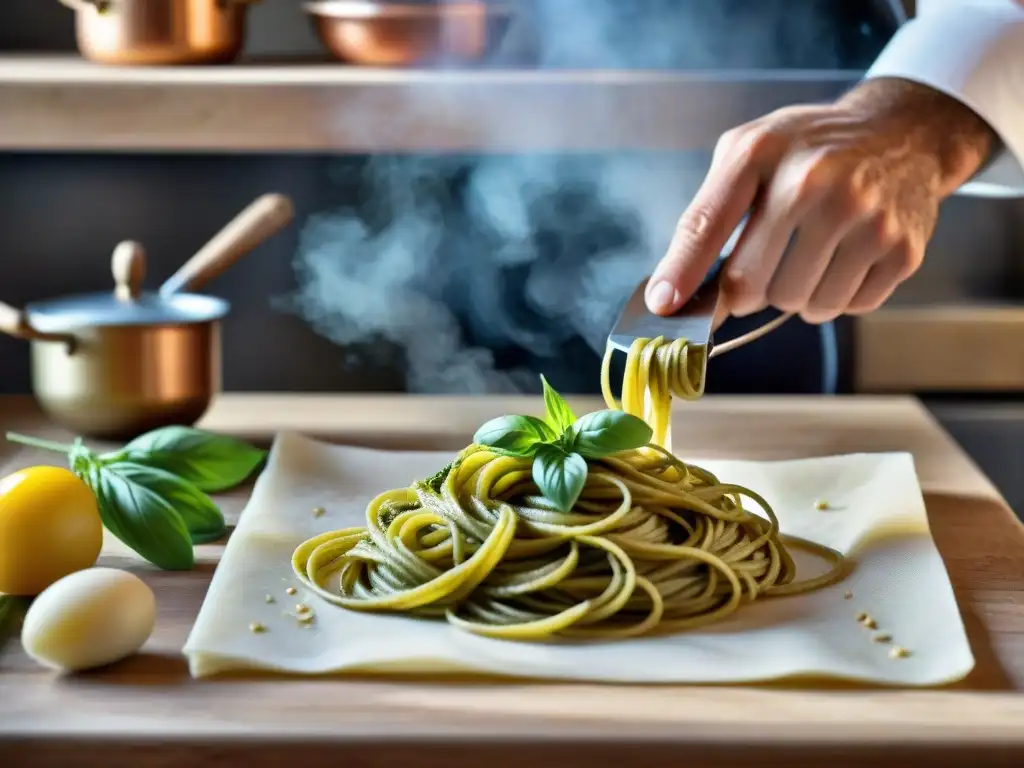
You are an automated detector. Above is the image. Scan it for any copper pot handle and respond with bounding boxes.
[159,193,295,297]
[0,300,77,350]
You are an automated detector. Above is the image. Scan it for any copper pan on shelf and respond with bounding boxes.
[57,0,263,66]
[303,1,516,67]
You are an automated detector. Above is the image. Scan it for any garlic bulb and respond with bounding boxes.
[21,567,156,672]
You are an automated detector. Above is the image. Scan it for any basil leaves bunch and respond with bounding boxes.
[6,427,267,571]
[472,376,653,513]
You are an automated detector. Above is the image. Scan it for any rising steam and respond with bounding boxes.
[282,153,702,393]
[281,1,892,394]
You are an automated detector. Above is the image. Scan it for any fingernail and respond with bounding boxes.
[646,280,681,314]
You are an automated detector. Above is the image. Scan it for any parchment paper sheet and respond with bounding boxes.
[183,432,974,685]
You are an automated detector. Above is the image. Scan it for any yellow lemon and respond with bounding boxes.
[0,466,104,596]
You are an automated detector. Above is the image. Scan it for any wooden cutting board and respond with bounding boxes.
[2,394,1024,768]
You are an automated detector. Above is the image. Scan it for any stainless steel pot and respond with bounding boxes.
[57,0,263,66]
[0,193,294,439]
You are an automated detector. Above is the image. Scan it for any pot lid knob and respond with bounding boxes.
[112,241,147,302]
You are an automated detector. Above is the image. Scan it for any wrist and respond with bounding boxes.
[839,77,999,196]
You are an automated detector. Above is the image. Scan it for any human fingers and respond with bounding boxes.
[723,148,833,316]
[766,164,881,320]
[803,212,898,322]
[646,127,765,316]
[845,238,923,314]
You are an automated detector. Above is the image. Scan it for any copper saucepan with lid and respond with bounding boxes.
[57,0,264,66]
[0,193,294,439]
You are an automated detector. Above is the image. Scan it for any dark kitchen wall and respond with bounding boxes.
[1,0,1020,397]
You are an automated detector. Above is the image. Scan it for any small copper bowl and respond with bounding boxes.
[304,1,514,67]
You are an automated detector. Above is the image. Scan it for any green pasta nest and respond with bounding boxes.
[291,444,849,640]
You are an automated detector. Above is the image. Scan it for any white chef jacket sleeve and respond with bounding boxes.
[864,0,1024,197]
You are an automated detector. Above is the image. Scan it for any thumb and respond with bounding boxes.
[646,160,760,316]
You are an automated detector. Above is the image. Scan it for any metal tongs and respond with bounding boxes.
[608,220,793,361]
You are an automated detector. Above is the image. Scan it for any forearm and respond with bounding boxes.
[838,78,999,197]
[861,1,1024,195]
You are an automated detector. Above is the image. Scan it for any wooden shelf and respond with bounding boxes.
[0,55,858,152]
[855,304,1024,392]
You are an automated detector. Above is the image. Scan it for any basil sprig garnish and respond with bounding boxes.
[571,410,656,459]
[472,376,653,512]
[472,414,554,458]
[531,444,589,514]
[541,374,576,433]
[5,426,266,570]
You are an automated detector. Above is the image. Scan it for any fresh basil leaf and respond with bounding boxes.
[555,428,578,453]
[532,444,588,513]
[83,464,195,571]
[106,462,226,545]
[571,410,653,459]
[104,426,266,493]
[473,415,554,457]
[540,374,576,433]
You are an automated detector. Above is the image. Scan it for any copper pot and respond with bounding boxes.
[304,1,514,67]
[0,194,294,439]
[57,0,263,65]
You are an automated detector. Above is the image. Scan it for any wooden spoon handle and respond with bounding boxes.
[159,193,295,298]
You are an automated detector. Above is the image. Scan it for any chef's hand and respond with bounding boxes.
[646,78,999,323]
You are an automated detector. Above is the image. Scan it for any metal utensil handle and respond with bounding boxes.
[703,213,794,357]
[708,313,793,359]
[0,300,77,348]
[159,193,295,298]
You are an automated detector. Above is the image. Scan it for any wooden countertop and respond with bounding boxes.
[855,305,1024,393]
[2,393,1024,768]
